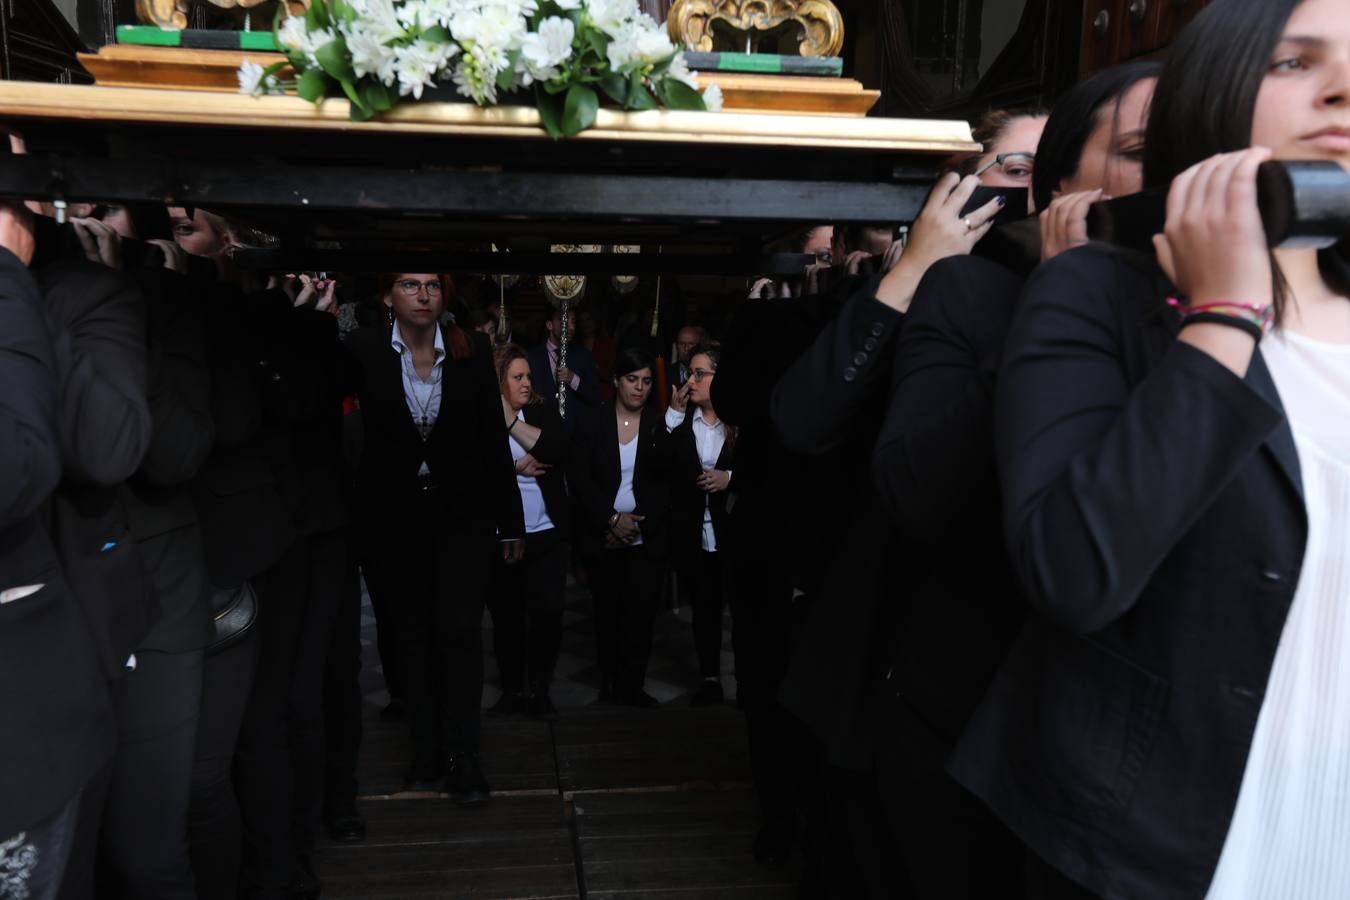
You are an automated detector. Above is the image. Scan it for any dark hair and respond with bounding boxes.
[612,345,656,380]
[1031,61,1161,212]
[1143,0,1350,310]
[1143,0,1299,188]
[689,344,720,371]
[956,106,1050,176]
[465,306,497,330]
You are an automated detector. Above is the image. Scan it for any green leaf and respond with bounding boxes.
[655,77,704,110]
[361,80,393,112]
[315,39,355,82]
[584,28,609,61]
[561,83,598,136]
[338,77,370,115]
[626,72,656,109]
[598,73,628,105]
[543,80,569,95]
[297,67,329,102]
[330,0,353,22]
[305,0,329,31]
[535,88,566,139]
[260,60,289,81]
[422,25,452,44]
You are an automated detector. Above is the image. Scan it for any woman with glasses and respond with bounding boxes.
[487,343,571,720]
[347,273,523,805]
[867,62,1158,899]
[960,107,1049,213]
[571,347,671,708]
[666,346,735,706]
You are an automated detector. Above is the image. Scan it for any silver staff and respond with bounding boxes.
[557,297,571,420]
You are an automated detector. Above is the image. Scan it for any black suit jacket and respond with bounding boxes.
[122,265,215,652]
[192,284,297,587]
[0,248,116,835]
[348,324,524,544]
[870,256,1027,745]
[667,407,734,570]
[37,258,157,682]
[950,245,1307,900]
[528,342,601,422]
[516,403,572,538]
[569,402,670,555]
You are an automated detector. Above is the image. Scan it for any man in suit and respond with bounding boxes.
[0,198,117,900]
[528,307,601,424]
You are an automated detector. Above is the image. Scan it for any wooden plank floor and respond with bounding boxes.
[313,582,800,898]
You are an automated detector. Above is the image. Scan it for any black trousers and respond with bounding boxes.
[725,514,824,874]
[188,624,261,900]
[324,544,365,819]
[97,649,204,900]
[374,502,493,775]
[585,543,665,696]
[357,546,403,703]
[1023,856,1100,900]
[686,549,729,680]
[874,696,1027,900]
[235,532,345,896]
[488,528,569,694]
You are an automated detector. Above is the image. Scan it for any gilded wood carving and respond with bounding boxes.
[137,0,309,30]
[666,0,844,58]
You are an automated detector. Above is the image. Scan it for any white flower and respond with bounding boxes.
[553,0,582,8]
[701,81,723,112]
[605,16,674,71]
[666,52,697,89]
[518,16,574,82]
[276,15,313,54]
[394,38,457,98]
[237,60,278,96]
[346,0,404,39]
[345,25,401,85]
[586,0,635,35]
[453,42,512,103]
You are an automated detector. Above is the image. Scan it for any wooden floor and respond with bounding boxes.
[314,705,799,899]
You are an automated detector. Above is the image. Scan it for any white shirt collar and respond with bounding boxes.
[391,320,446,361]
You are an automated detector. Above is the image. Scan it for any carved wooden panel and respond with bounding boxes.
[0,0,90,83]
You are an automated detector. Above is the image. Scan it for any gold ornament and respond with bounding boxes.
[666,0,845,58]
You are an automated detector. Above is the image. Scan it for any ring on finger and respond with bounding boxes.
[964,217,973,231]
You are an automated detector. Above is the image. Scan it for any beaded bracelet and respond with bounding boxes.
[1166,296,1274,341]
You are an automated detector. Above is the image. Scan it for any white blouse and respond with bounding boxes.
[390,321,445,476]
[664,406,732,552]
[508,410,554,535]
[1207,331,1350,899]
[613,435,643,547]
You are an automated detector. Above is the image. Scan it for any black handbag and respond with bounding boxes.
[208,581,258,656]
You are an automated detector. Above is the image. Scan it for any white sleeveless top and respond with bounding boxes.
[1207,331,1350,899]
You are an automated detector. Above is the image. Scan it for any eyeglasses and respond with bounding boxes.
[396,279,442,296]
[691,368,716,382]
[974,152,1035,183]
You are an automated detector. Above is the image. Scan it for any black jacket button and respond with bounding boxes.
[863,338,878,352]
[843,367,858,382]
[852,351,868,366]
[871,323,885,337]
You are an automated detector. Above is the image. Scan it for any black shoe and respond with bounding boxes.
[616,688,659,709]
[325,812,366,843]
[597,678,613,703]
[379,698,405,722]
[446,755,491,807]
[401,765,444,793]
[753,822,794,867]
[690,680,724,707]
[295,855,322,900]
[489,691,529,715]
[528,692,559,721]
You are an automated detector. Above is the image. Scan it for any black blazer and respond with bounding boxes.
[667,407,734,570]
[515,403,572,538]
[192,284,297,587]
[870,256,1027,745]
[122,265,216,653]
[348,324,524,544]
[37,257,158,682]
[569,402,670,555]
[0,248,116,837]
[950,245,1307,900]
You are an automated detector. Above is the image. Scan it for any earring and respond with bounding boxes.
[386,306,394,326]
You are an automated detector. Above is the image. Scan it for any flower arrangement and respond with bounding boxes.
[238,0,723,136]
